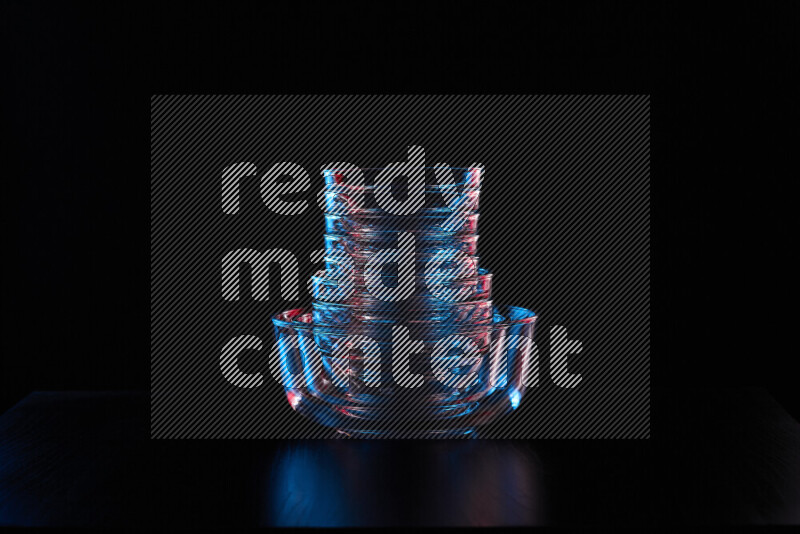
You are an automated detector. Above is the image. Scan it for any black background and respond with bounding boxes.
[0,1,800,525]
[1,4,796,422]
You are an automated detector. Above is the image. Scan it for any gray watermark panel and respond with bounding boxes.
[151,95,650,438]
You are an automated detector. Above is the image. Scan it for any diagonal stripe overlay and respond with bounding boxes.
[151,95,650,439]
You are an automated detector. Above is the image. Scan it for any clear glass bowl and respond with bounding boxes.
[310,268,493,303]
[311,299,495,326]
[322,166,483,189]
[271,306,536,437]
[321,189,480,216]
[323,253,480,273]
[323,233,479,256]
[324,212,479,235]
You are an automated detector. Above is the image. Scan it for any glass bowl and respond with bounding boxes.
[271,306,537,437]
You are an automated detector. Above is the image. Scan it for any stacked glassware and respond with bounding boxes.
[272,166,537,437]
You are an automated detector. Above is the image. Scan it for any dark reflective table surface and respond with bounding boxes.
[1,389,798,527]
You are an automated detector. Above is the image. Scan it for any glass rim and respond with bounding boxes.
[311,299,493,311]
[324,211,480,219]
[323,182,482,192]
[323,166,483,172]
[324,232,479,241]
[272,306,536,330]
[311,267,491,283]
[323,206,479,216]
